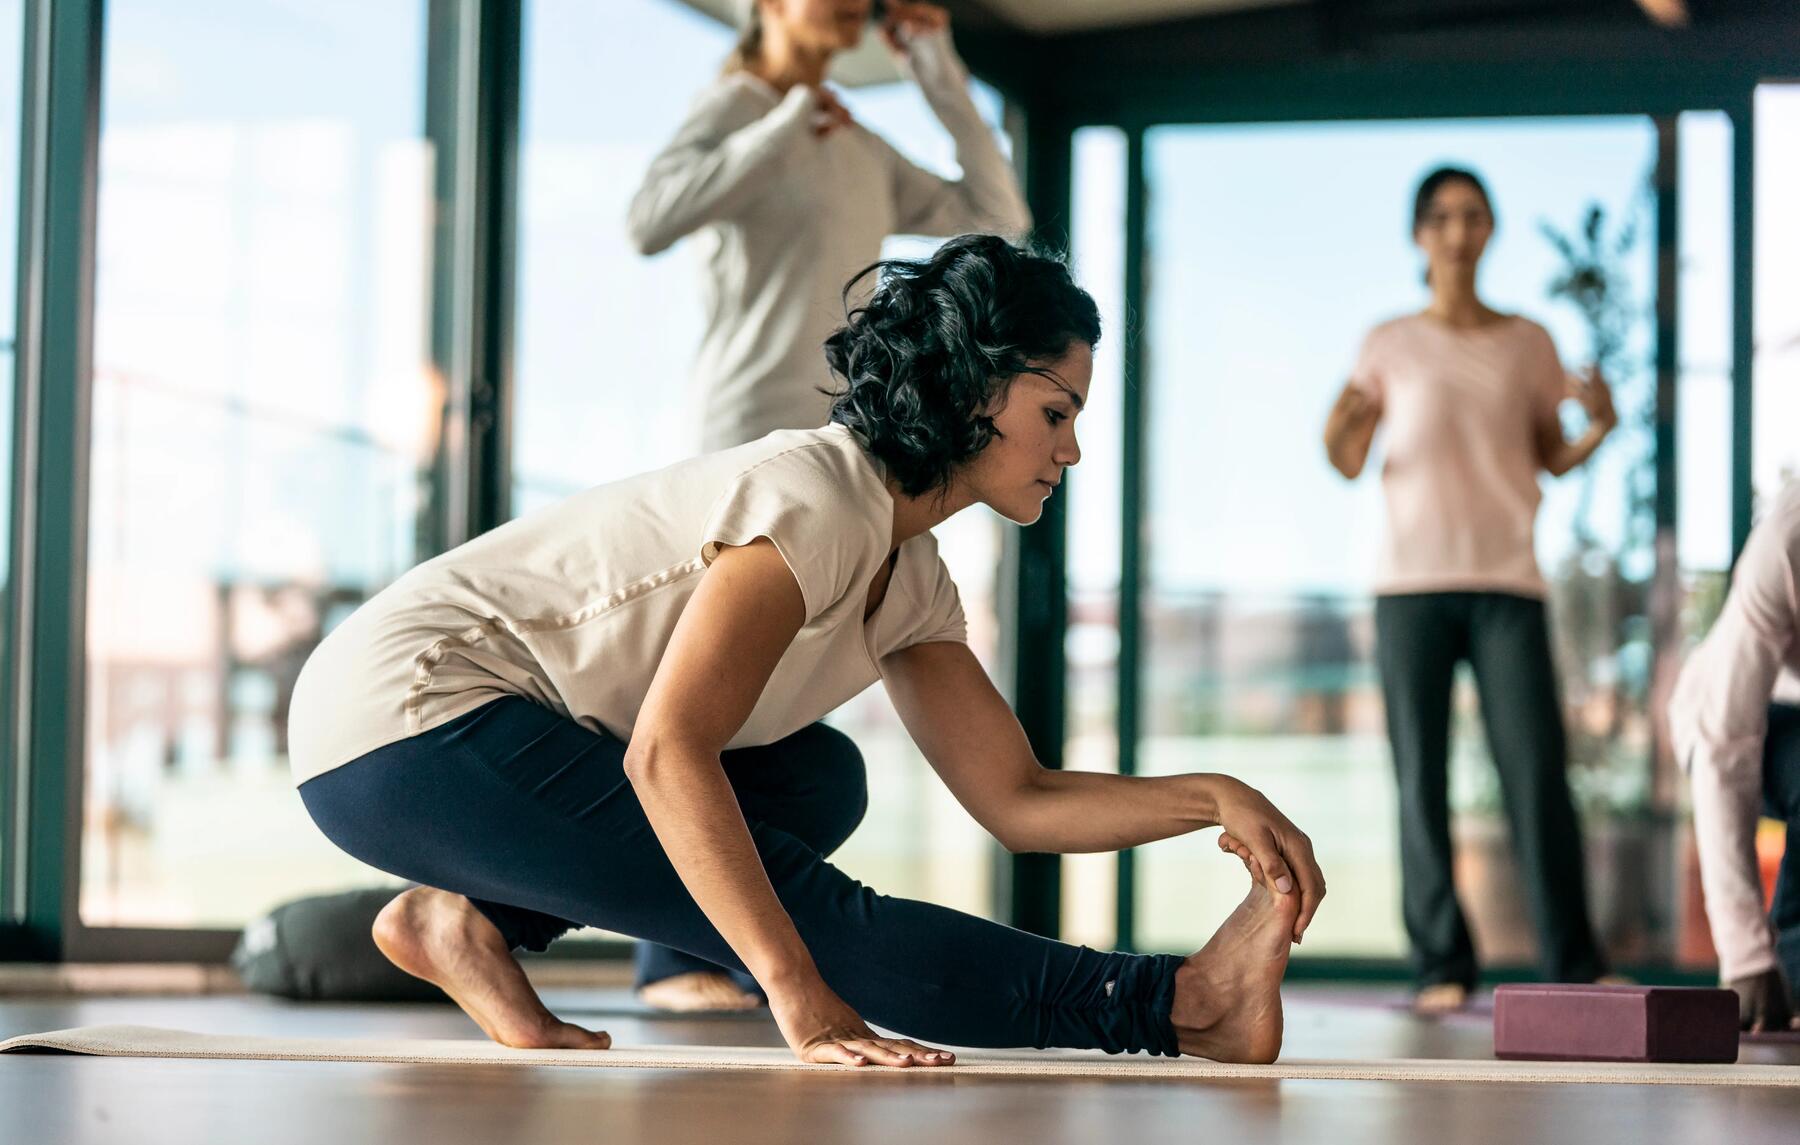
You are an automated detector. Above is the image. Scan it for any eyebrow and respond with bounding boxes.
[1046,374,1085,411]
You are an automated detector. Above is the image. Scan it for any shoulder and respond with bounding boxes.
[1357,313,1424,360]
[715,428,890,549]
[729,427,882,497]
[1364,313,1424,345]
[1502,314,1559,351]
[1749,480,1800,577]
[681,72,779,129]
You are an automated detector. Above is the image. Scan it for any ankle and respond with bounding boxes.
[1170,956,1226,1035]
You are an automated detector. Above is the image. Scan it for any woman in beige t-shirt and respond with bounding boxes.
[293,236,1326,1068]
[1322,167,1617,1014]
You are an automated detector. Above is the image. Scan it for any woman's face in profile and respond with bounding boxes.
[960,341,1092,527]
[1413,179,1494,280]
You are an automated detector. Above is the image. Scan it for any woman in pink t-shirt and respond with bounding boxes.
[1321,167,1617,1013]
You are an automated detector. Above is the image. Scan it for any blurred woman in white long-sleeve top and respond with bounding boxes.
[627,0,1032,453]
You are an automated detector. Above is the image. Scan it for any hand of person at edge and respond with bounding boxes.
[1729,967,1799,1033]
[880,1,950,55]
[1568,365,1617,434]
[767,974,956,1067]
[1208,777,1326,944]
[809,85,855,137]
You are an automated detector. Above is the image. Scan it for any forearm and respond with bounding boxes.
[627,87,816,255]
[1691,755,1779,980]
[1322,416,1374,478]
[624,740,816,986]
[1543,421,1610,477]
[1000,770,1224,854]
[900,32,1029,235]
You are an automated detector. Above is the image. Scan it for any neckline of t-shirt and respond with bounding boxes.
[1410,309,1522,337]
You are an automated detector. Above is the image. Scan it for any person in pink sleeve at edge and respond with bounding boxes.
[1320,166,1618,1015]
[1670,480,1800,1032]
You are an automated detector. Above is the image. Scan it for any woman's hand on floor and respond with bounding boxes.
[1208,777,1325,944]
[768,975,955,1068]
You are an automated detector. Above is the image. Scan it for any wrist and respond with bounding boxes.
[748,949,822,994]
[1187,773,1233,827]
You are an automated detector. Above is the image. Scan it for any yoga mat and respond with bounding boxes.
[4,1025,1798,1086]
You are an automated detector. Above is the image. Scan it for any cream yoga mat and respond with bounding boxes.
[3,1025,1797,1087]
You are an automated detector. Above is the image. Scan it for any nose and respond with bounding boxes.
[1058,427,1081,468]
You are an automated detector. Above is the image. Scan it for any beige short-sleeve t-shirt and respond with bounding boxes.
[287,425,967,784]
[1350,312,1565,598]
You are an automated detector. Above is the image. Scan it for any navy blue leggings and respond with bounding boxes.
[299,696,1182,1054]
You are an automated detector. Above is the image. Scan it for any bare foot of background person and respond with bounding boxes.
[638,971,764,1013]
[373,886,611,1050]
[1169,879,1299,1063]
[1411,982,1469,1016]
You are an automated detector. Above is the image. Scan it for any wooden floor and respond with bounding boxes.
[3,986,1797,1144]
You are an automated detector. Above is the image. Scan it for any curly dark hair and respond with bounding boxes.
[824,234,1101,498]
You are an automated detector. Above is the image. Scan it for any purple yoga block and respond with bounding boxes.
[1492,983,1738,1063]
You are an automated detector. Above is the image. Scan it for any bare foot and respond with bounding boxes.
[1170,881,1299,1063]
[637,971,763,1013]
[372,887,611,1050]
[1411,982,1469,1016]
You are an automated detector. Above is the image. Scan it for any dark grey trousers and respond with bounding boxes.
[1375,591,1608,989]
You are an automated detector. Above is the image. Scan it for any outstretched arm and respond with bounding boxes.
[882,639,1325,940]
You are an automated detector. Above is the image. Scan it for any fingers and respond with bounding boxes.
[1247,829,1295,897]
[1291,841,1327,943]
[1218,832,1255,874]
[882,2,949,52]
[806,1037,954,1068]
[809,1042,872,1067]
[810,90,853,136]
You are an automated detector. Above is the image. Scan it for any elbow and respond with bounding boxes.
[624,199,675,257]
[1324,446,1361,480]
[625,216,670,258]
[622,737,678,787]
[1005,200,1034,239]
[620,743,654,785]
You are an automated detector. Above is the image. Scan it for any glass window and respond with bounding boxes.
[1061,125,1128,949]
[513,2,1015,917]
[511,0,732,512]
[1676,112,1734,581]
[1669,109,1738,970]
[0,0,22,919]
[81,1,435,926]
[1753,85,1800,506]
[1137,118,1662,961]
